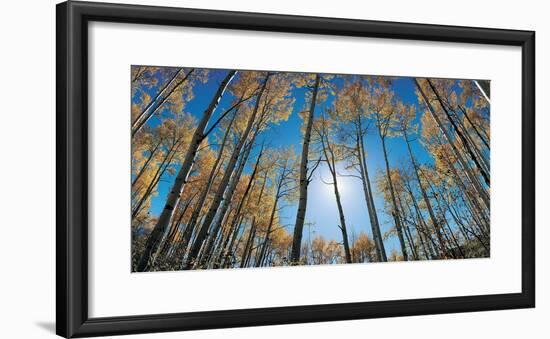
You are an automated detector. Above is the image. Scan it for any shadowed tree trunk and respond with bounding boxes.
[290,74,321,264]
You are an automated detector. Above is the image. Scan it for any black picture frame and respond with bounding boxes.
[56,1,535,337]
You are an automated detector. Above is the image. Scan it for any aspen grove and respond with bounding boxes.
[130,66,490,271]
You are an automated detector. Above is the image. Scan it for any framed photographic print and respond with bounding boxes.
[56,1,535,338]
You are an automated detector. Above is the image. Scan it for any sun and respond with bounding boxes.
[317,164,346,197]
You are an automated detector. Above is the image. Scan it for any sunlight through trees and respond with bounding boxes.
[130,66,490,271]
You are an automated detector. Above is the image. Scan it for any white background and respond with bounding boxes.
[89,22,521,317]
[0,0,547,338]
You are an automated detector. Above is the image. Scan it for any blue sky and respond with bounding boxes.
[136,68,443,255]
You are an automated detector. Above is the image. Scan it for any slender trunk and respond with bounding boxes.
[454,109,490,175]
[426,79,490,186]
[254,202,277,267]
[131,141,179,219]
[457,192,489,241]
[175,112,237,263]
[216,205,249,267]
[184,74,269,269]
[442,192,472,242]
[132,143,182,269]
[431,191,464,258]
[458,105,490,150]
[451,197,490,253]
[423,175,466,259]
[218,152,267,268]
[260,241,272,267]
[235,169,267,267]
[403,178,437,259]
[379,135,408,261]
[207,147,263,268]
[337,199,353,263]
[227,222,247,268]
[436,136,490,233]
[200,138,257,266]
[255,180,283,267]
[356,134,386,262]
[136,70,236,272]
[402,189,429,260]
[396,190,418,260]
[132,68,183,129]
[403,135,447,257]
[290,75,321,264]
[220,215,245,268]
[132,66,146,83]
[443,216,465,258]
[132,69,195,137]
[187,136,248,269]
[241,222,257,268]
[415,79,490,210]
[155,194,195,261]
[132,140,162,187]
[320,131,352,263]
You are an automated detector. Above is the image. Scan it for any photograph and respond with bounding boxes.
[130,66,491,272]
